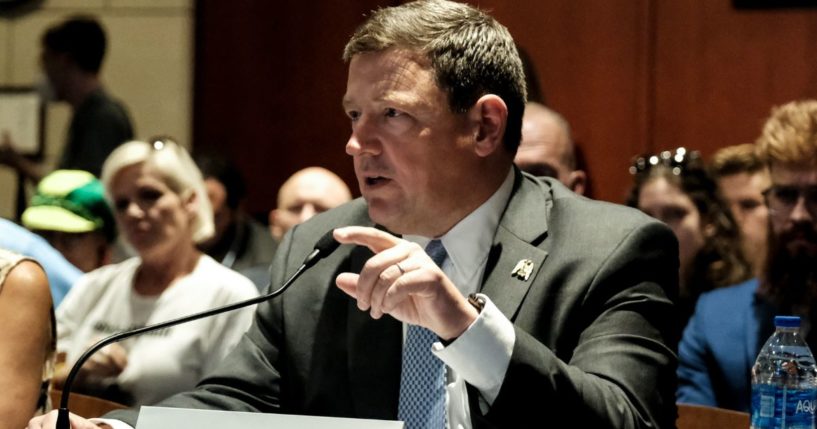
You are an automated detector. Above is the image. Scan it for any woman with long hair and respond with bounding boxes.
[627,148,751,331]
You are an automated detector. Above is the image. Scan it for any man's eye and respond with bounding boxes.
[774,188,799,204]
[805,187,817,204]
[385,108,402,118]
[738,199,762,210]
[347,111,360,122]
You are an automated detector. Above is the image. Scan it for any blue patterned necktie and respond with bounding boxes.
[398,239,448,429]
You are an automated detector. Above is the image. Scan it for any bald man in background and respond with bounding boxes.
[269,167,352,241]
[514,102,587,195]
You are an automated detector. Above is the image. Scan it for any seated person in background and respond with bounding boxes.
[0,248,54,429]
[710,144,771,278]
[54,138,258,406]
[268,166,353,242]
[0,218,81,307]
[234,166,352,289]
[30,1,678,428]
[514,102,587,195]
[627,148,751,332]
[678,100,817,411]
[194,153,278,286]
[22,169,116,274]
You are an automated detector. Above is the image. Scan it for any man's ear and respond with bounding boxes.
[472,94,507,158]
[568,170,588,196]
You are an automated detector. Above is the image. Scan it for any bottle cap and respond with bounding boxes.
[775,315,801,328]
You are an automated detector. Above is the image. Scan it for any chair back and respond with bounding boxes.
[677,403,750,429]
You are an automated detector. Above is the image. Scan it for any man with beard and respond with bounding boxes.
[677,99,817,412]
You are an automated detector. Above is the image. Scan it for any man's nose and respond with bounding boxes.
[346,116,381,157]
[789,196,813,223]
[298,204,317,223]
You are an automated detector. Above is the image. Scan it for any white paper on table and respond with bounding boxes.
[136,406,405,429]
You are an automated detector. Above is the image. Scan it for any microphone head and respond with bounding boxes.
[315,230,341,257]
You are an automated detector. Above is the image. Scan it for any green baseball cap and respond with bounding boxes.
[22,170,116,242]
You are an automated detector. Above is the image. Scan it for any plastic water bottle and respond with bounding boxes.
[751,315,817,429]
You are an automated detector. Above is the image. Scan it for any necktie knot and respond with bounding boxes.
[425,239,447,268]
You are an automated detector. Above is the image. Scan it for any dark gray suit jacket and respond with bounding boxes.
[108,172,679,428]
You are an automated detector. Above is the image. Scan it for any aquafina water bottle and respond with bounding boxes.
[751,315,817,429]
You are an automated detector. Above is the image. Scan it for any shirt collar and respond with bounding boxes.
[404,167,515,284]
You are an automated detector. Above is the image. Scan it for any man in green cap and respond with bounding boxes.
[22,169,116,273]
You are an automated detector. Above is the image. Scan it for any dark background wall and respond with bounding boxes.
[194,0,817,217]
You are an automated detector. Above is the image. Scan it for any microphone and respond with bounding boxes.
[56,230,341,429]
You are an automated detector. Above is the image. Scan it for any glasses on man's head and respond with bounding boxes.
[629,147,701,176]
[762,185,817,218]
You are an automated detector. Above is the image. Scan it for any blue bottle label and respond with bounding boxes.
[752,384,817,429]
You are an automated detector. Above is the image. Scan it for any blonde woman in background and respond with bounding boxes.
[54,138,258,406]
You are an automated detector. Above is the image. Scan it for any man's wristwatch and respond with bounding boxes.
[467,293,486,313]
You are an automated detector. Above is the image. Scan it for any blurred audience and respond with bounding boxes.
[710,144,771,278]
[627,148,751,331]
[55,138,257,406]
[515,102,587,195]
[0,16,133,182]
[0,248,54,428]
[0,218,81,307]
[678,100,817,411]
[194,154,277,286]
[22,170,116,273]
[268,167,352,241]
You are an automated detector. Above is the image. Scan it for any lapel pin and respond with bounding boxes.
[511,259,534,281]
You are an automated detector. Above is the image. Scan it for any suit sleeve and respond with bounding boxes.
[481,221,679,429]
[677,297,718,406]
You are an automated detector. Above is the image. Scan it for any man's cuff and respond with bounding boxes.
[432,294,514,404]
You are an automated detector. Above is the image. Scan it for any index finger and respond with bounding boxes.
[333,226,402,254]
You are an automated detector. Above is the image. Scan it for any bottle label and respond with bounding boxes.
[752,384,817,429]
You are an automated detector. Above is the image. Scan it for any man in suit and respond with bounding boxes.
[677,99,817,411]
[29,1,678,428]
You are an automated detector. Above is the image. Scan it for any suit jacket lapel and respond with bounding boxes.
[480,171,550,320]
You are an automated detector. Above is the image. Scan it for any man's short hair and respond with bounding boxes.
[42,16,107,73]
[343,0,527,153]
[756,99,817,166]
[710,143,765,178]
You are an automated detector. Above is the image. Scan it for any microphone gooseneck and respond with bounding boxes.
[56,230,340,429]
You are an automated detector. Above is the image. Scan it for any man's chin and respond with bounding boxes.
[366,201,397,229]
